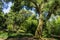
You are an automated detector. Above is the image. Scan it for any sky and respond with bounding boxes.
[2,0,12,13]
[2,0,36,14]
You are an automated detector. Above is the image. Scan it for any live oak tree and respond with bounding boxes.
[1,0,60,39]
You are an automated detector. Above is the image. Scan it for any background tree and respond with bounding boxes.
[0,0,3,12]
[0,12,6,30]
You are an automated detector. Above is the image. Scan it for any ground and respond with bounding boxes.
[0,37,57,40]
[7,37,56,40]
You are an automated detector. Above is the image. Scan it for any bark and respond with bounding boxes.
[34,3,44,40]
[35,11,52,39]
[34,3,44,39]
[35,14,44,39]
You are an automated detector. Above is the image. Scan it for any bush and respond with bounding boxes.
[43,16,60,38]
[0,31,8,39]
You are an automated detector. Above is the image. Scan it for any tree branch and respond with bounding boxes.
[30,0,38,7]
[30,0,41,14]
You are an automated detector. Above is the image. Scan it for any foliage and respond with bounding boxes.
[49,16,60,35]
[43,16,60,38]
[0,9,38,38]
[0,31,8,39]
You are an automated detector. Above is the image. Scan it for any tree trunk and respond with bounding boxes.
[35,11,52,39]
[35,13,44,39]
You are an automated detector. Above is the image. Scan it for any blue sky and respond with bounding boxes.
[2,1,35,14]
[2,0,36,14]
[2,0,12,13]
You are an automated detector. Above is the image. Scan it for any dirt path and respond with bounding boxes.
[6,37,56,40]
[0,38,6,40]
[0,37,56,40]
